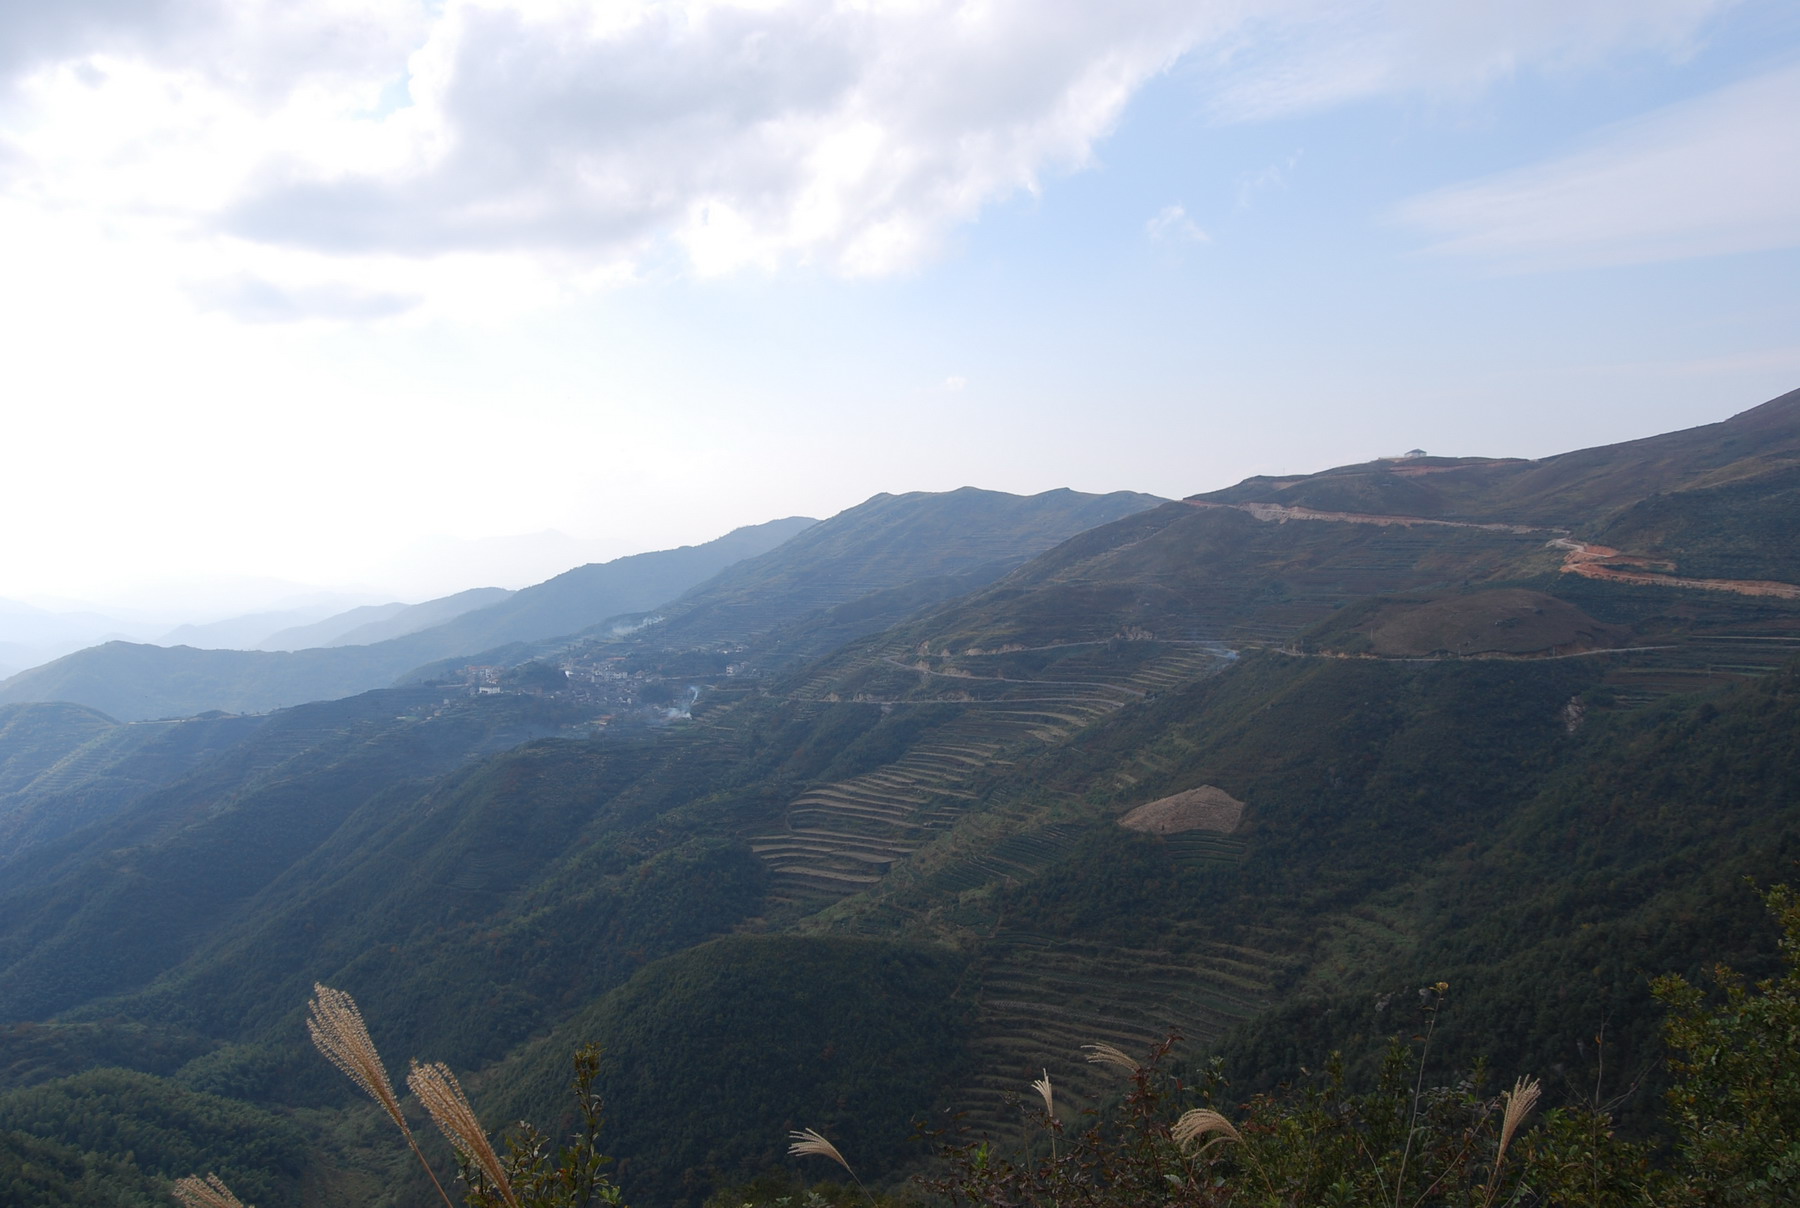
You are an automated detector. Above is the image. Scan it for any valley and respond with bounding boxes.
[1,394,1799,1206]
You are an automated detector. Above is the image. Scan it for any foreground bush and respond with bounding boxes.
[179,886,1800,1207]
[175,985,622,1208]
[821,885,1800,1208]
[1653,883,1800,1206]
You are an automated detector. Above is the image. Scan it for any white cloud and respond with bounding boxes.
[0,0,1760,320]
[1146,204,1209,243]
[0,1,424,105]
[1396,62,1800,269]
[188,274,421,323]
[1202,0,1737,121]
[1235,150,1301,210]
[220,0,1227,278]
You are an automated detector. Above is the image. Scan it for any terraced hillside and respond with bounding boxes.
[959,926,1277,1133]
[745,640,1227,905]
[1542,576,1800,705]
[665,483,1800,1138]
[685,637,1259,1139]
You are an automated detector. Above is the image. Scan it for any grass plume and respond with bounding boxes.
[170,1174,248,1208]
[306,983,456,1208]
[788,1127,854,1176]
[1480,1075,1542,1207]
[1172,1107,1241,1150]
[1496,1076,1541,1160]
[306,983,407,1134]
[1081,1042,1138,1074]
[409,1059,521,1208]
[1031,1069,1054,1119]
[789,1127,876,1204]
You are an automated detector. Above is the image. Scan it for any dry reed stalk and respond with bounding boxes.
[788,1128,855,1177]
[307,984,408,1134]
[789,1128,875,1204]
[171,1173,248,1208]
[1480,1075,1543,1207]
[409,1059,521,1208]
[1496,1076,1541,1160]
[306,983,457,1208]
[1172,1108,1241,1149]
[1081,1042,1138,1073]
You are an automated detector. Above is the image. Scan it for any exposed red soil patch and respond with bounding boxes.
[1186,499,1800,602]
[1186,499,1549,534]
[1553,540,1800,600]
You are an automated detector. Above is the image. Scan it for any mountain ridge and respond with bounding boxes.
[0,386,1797,1206]
[0,517,816,719]
[1194,384,1800,530]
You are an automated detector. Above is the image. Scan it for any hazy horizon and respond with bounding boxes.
[9,381,1800,637]
[3,1,1797,612]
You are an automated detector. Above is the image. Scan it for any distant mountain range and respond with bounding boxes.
[0,517,817,719]
[625,486,1168,659]
[259,587,514,650]
[0,389,1797,1208]
[0,490,1165,721]
[0,599,149,681]
[155,602,376,652]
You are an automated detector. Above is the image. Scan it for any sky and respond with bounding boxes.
[3,0,1799,615]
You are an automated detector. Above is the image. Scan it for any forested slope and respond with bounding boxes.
[0,391,1796,1206]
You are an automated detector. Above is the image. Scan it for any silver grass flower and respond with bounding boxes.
[1081,1042,1138,1073]
[408,1059,521,1208]
[789,1127,856,1177]
[1032,1069,1055,1118]
[307,983,409,1135]
[304,984,457,1208]
[1496,1076,1542,1165]
[171,1174,248,1208]
[1481,1075,1544,1207]
[1172,1107,1241,1149]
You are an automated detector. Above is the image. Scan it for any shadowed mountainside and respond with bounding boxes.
[398,487,1167,686]
[605,486,1168,665]
[415,518,818,655]
[0,389,1798,1206]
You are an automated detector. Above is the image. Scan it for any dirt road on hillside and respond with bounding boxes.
[1549,539,1800,599]
[1186,499,1800,600]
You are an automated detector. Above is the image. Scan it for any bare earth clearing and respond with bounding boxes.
[1551,538,1800,599]
[1118,785,1246,834]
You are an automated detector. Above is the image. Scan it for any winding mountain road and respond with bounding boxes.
[1187,500,1800,600]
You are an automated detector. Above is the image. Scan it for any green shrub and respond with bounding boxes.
[1653,883,1800,1206]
